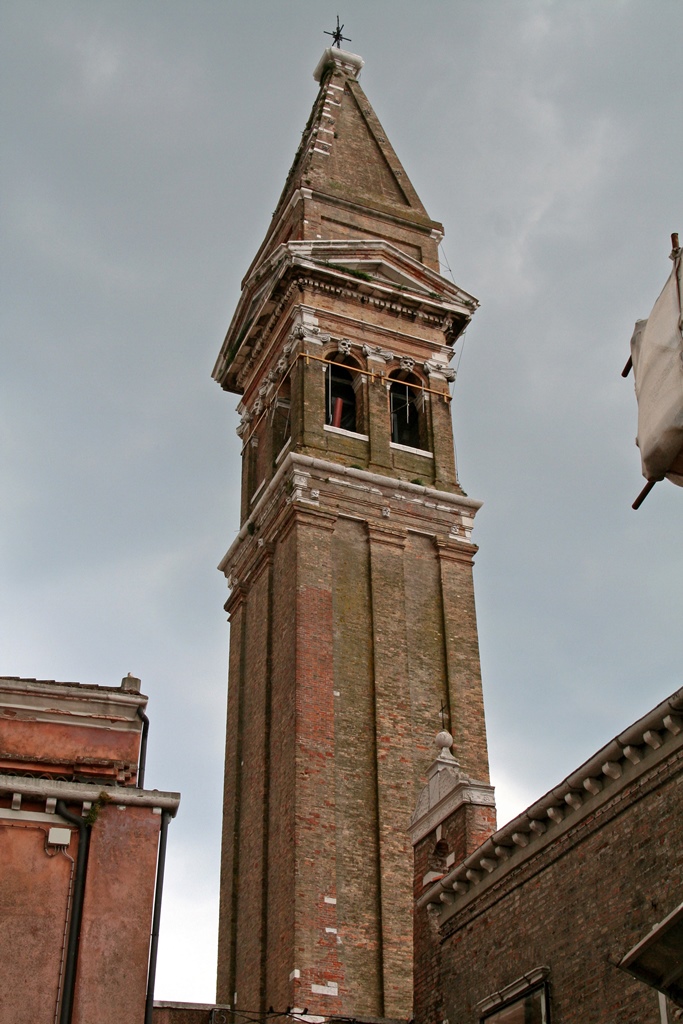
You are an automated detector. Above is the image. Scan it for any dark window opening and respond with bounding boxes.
[390,373,424,449]
[326,356,357,433]
[246,436,262,505]
[481,984,549,1024]
[273,378,291,459]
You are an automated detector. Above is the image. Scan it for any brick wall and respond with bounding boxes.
[414,730,683,1023]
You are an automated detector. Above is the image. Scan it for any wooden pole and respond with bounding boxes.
[632,479,656,510]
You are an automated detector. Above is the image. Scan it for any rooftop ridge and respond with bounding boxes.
[418,685,683,917]
[0,675,143,695]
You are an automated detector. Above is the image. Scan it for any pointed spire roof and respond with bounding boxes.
[244,48,444,282]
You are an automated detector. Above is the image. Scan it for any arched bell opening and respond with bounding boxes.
[325,352,360,433]
[272,375,292,462]
[389,371,427,450]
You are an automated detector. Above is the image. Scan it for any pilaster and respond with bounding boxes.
[366,352,393,474]
[367,525,413,1018]
[217,584,247,1006]
[426,367,458,490]
[292,511,344,1016]
[435,539,489,781]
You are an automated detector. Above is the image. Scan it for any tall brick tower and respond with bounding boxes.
[213,47,491,1020]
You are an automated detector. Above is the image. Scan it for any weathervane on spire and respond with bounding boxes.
[324,15,350,49]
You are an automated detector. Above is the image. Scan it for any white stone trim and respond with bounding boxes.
[478,966,550,1013]
[410,779,495,846]
[324,424,369,441]
[311,981,338,996]
[390,441,433,458]
[219,451,481,574]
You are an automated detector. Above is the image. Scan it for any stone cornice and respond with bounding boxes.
[0,773,181,815]
[366,524,408,550]
[409,777,496,846]
[0,676,147,733]
[213,239,476,394]
[218,452,482,582]
[439,748,683,943]
[417,687,683,923]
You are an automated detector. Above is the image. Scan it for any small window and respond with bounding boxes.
[481,984,549,1024]
[389,372,425,449]
[325,354,358,432]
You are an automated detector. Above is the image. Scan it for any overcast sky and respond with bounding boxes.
[1,0,681,1004]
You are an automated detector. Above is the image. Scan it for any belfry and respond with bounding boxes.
[213,46,491,1019]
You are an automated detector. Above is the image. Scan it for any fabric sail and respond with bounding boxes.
[630,248,683,486]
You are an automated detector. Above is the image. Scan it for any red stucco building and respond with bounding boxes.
[0,673,179,1024]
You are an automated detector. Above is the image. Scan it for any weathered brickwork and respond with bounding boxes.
[234,555,271,1009]
[368,528,416,1016]
[414,693,683,1023]
[153,1005,230,1024]
[264,527,297,1010]
[214,47,486,1019]
[332,517,384,1013]
[217,591,244,1004]
[437,546,490,781]
[218,453,488,1016]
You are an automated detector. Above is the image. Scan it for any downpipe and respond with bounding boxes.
[137,705,150,789]
[55,801,92,1024]
[145,809,172,1024]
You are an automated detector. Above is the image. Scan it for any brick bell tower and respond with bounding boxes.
[213,47,491,1020]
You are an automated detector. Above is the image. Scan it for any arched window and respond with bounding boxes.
[325,353,358,432]
[389,371,425,449]
[272,376,291,460]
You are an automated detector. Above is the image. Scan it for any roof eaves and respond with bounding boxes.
[418,686,683,920]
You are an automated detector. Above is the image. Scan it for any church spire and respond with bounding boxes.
[245,48,444,282]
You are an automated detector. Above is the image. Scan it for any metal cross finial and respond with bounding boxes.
[324,15,350,49]
[440,701,447,730]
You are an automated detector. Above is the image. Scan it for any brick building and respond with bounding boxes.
[0,674,180,1024]
[213,45,489,1019]
[412,688,683,1023]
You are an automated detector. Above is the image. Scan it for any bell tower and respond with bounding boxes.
[213,47,491,1020]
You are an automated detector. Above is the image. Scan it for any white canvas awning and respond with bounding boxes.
[629,243,683,490]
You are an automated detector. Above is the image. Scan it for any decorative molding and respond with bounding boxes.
[363,344,394,363]
[424,359,456,382]
[214,236,479,392]
[477,966,550,1014]
[0,773,180,814]
[410,731,495,846]
[418,686,683,923]
[218,452,482,577]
